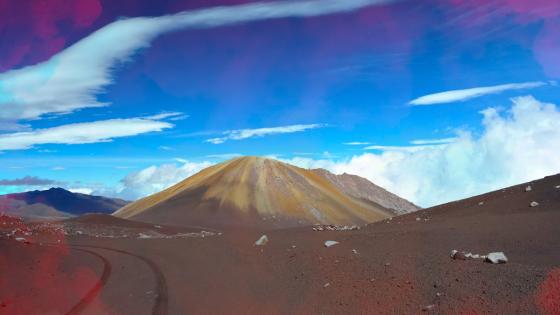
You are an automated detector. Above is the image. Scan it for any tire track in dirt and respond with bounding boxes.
[64,248,112,315]
[71,244,168,315]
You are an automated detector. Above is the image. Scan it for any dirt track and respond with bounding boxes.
[70,244,168,315]
[65,247,112,315]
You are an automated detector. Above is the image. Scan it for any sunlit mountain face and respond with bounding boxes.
[1,0,560,207]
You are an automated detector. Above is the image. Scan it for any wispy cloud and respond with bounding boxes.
[409,81,551,106]
[410,137,457,145]
[144,112,188,121]
[206,153,243,159]
[0,176,57,186]
[343,141,371,145]
[0,117,172,151]
[363,144,442,152]
[0,0,396,121]
[206,124,325,144]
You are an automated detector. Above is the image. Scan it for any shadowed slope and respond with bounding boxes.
[0,188,129,220]
[114,156,402,228]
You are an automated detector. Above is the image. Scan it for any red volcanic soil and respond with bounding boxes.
[0,174,559,314]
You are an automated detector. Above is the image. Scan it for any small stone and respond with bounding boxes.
[352,249,359,254]
[422,304,436,312]
[478,201,484,206]
[530,201,539,207]
[555,185,560,189]
[255,235,269,246]
[525,185,532,192]
[436,292,442,297]
[450,250,471,260]
[384,262,391,267]
[323,282,330,288]
[324,240,339,248]
[15,237,30,244]
[485,252,508,264]
[416,217,421,221]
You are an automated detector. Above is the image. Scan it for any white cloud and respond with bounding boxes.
[0,117,172,151]
[343,141,371,145]
[68,188,94,195]
[410,137,457,145]
[206,153,243,159]
[118,160,214,199]
[206,123,324,144]
[363,144,441,152]
[144,112,187,120]
[0,0,396,120]
[285,96,560,207]
[409,81,550,106]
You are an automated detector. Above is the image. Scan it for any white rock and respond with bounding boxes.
[450,249,458,258]
[324,240,339,248]
[422,304,436,312]
[485,252,508,264]
[525,185,532,192]
[478,201,484,206]
[255,235,268,246]
[323,282,330,288]
[555,185,560,189]
[15,237,26,242]
[138,233,152,239]
[530,201,539,207]
[416,217,421,221]
[352,249,359,254]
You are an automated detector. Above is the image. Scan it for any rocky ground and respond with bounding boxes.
[0,174,559,314]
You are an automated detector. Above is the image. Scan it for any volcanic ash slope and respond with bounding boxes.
[114,157,414,228]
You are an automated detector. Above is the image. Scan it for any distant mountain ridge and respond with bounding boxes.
[0,188,129,220]
[114,156,417,228]
[311,169,419,215]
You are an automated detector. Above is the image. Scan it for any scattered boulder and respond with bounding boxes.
[485,252,508,264]
[530,201,539,207]
[451,250,487,261]
[352,249,359,254]
[451,250,470,260]
[255,235,269,246]
[525,185,532,192]
[324,240,339,248]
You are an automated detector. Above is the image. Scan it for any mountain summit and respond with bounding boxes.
[114,156,417,228]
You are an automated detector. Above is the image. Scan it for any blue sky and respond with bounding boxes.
[1,0,560,206]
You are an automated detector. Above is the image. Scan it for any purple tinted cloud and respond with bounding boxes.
[0,176,57,186]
